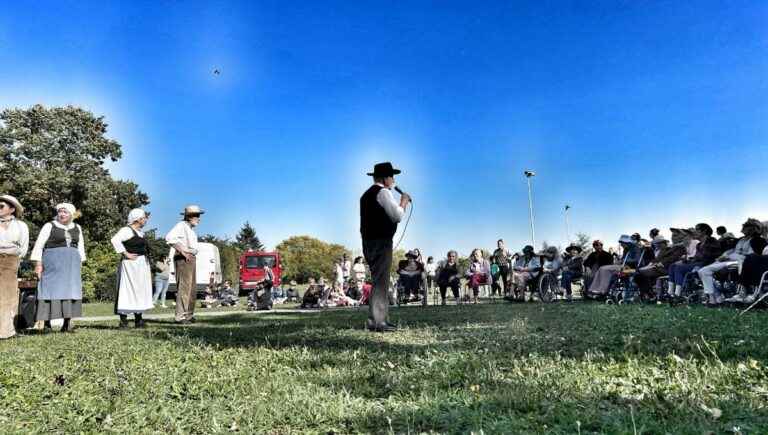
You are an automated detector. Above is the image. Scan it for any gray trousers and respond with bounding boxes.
[363,238,392,326]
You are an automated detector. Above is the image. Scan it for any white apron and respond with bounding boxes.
[115,256,154,314]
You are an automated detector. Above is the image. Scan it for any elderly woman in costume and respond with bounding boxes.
[111,209,154,328]
[165,205,203,324]
[0,195,30,339]
[30,203,86,332]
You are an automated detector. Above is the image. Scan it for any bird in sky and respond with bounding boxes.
[213,68,221,76]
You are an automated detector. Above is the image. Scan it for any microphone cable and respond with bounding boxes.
[394,200,413,252]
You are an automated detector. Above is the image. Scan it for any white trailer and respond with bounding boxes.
[168,242,222,293]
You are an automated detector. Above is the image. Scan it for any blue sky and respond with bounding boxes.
[2,1,767,257]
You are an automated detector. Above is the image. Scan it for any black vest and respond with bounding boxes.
[360,185,398,240]
[44,223,80,249]
[122,228,147,256]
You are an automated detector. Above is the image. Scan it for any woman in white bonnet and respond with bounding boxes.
[30,203,86,333]
[111,208,154,328]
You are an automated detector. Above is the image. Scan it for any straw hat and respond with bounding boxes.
[180,205,205,216]
[0,195,23,217]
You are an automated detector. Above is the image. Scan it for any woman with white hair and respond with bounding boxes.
[111,209,154,328]
[30,203,86,332]
[0,195,30,339]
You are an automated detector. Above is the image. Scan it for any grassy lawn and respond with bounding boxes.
[1,302,767,434]
[81,301,303,318]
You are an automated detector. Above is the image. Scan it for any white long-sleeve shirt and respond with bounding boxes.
[110,226,144,254]
[375,183,405,223]
[30,221,86,262]
[165,221,199,255]
[0,218,30,257]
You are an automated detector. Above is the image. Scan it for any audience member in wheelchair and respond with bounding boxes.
[731,244,768,304]
[587,234,644,296]
[492,239,513,296]
[397,250,425,303]
[583,240,614,283]
[700,219,767,305]
[698,219,766,306]
[436,250,461,305]
[634,237,686,299]
[511,245,540,301]
[465,248,491,304]
[560,244,584,301]
[666,224,722,299]
[540,246,562,273]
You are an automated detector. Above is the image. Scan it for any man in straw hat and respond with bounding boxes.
[165,205,204,323]
[360,162,410,332]
[30,202,86,332]
[111,208,154,328]
[0,195,29,339]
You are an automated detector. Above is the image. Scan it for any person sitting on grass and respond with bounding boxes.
[465,248,491,304]
[560,245,584,302]
[201,285,220,309]
[301,278,322,309]
[247,267,275,311]
[219,280,238,307]
[285,280,300,302]
[511,245,540,301]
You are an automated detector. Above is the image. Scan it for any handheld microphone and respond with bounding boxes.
[394,186,412,202]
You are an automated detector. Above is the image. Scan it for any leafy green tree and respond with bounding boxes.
[0,105,149,243]
[276,236,350,283]
[0,105,151,299]
[236,221,264,251]
[574,233,591,252]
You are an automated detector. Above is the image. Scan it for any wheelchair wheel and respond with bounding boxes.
[537,273,558,303]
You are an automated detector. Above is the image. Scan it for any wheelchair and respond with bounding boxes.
[395,272,427,306]
[670,263,740,305]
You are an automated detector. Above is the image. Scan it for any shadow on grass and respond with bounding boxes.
[75,302,768,364]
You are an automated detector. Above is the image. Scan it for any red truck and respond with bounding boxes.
[239,250,282,294]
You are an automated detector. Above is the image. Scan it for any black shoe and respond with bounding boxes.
[134,315,146,329]
[366,321,398,333]
[119,315,129,329]
[61,319,74,333]
[188,317,196,323]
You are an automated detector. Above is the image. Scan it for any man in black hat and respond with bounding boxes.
[360,162,410,332]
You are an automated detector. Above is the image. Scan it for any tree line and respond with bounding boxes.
[0,105,359,299]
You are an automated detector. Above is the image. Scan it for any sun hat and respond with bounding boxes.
[180,205,205,216]
[127,208,147,225]
[0,195,24,217]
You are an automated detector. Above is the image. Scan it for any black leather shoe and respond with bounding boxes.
[367,322,397,333]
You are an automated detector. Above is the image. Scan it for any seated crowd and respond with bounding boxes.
[217,218,768,311]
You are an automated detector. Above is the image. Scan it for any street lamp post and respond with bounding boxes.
[524,170,536,248]
[564,205,572,243]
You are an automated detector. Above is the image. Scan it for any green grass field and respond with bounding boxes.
[1,302,766,434]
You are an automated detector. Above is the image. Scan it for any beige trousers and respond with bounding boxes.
[0,255,21,339]
[175,257,197,322]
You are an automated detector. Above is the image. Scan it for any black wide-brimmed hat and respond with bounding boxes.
[565,244,582,254]
[367,162,401,177]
